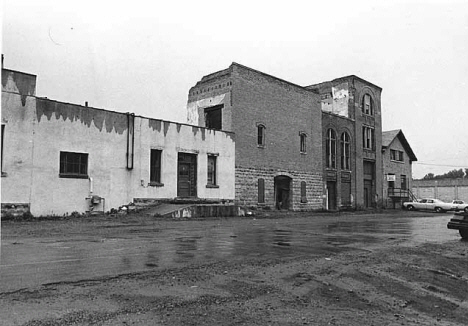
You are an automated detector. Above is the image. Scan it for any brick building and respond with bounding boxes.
[187,63,323,210]
[382,129,417,208]
[306,76,383,209]
[188,63,385,210]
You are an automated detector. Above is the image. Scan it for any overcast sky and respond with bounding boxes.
[2,0,468,179]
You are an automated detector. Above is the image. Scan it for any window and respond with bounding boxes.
[301,181,307,203]
[150,149,162,184]
[362,94,373,115]
[257,124,265,147]
[388,173,395,189]
[401,174,407,190]
[59,151,88,178]
[390,149,404,162]
[207,155,217,186]
[258,178,265,203]
[362,126,375,150]
[326,129,336,168]
[340,132,350,170]
[300,133,307,153]
[205,105,222,130]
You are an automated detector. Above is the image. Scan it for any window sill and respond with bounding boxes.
[149,182,164,187]
[390,160,404,164]
[59,173,89,179]
[300,151,307,155]
[206,184,219,188]
[257,145,265,149]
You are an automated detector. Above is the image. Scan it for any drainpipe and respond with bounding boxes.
[89,176,93,195]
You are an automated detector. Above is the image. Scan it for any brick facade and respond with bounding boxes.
[308,76,383,209]
[188,63,324,210]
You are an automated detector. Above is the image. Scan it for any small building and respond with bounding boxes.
[1,67,236,217]
[381,129,417,208]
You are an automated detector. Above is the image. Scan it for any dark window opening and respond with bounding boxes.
[150,149,162,183]
[257,124,265,146]
[362,126,375,150]
[207,155,217,186]
[326,129,336,168]
[401,174,407,190]
[390,149,404,162]
[258,178,265,203]
[300,133,307,153]
[300,181,307,203]
[205,105,223,130]
[60,151,88,178]
[362,94,374,115]
[341,132,350,170]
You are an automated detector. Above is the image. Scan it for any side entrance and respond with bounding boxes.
[177,153,197,197]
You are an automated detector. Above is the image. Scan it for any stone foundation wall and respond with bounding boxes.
[235,166,323,211]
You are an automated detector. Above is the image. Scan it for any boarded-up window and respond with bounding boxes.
[207,155,217,185]
[341,182,351,206]
[258,178,265,203]
[150,149,162,183]
[301,181,307,203]
[59,151,88,178]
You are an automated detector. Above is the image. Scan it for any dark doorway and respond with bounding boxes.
[364,180,373,208]
[274,176,291,210]
[327,181,337,210]
[177,153,197,197]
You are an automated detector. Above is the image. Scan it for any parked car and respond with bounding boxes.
[403,198,455,213]
[447,211,468,239]
[451,200,468,213]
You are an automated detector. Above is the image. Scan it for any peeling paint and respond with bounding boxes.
[2,70,36,106]
[192,126,199,136]
[201,128,206,141]
[148,119,162,132]
[186,93,226,124]
[163,121,170,136]
[176,123,182,133]
[36,99,128,134]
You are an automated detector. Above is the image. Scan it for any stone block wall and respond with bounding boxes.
[235,166,323,211]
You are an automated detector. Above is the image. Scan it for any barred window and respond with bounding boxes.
[59,151,88,178]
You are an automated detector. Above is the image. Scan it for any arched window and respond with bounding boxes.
[362,94,374,115]
[326,129,336,168]
[341,132,350,170]
[257,124,265,147]
[300,133,307,153]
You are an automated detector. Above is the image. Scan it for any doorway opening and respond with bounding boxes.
[177,153,197,197]
[275,175,292,210]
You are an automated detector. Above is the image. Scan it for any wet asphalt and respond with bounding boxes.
[0,211,460,293]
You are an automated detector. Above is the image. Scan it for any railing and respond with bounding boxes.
[388,188,410,198]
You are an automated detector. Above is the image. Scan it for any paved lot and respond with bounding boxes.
[1,210,467,325]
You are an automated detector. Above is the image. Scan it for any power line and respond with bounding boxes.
[413,162,468,168]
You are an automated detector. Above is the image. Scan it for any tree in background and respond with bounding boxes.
[421,168,467,180]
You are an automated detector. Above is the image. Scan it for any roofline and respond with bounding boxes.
[33,96,234,135]
[307,74,382,91]
[382,129,418,161]
[231,62,319,94]
[194,62,319,94]
[2,68,37,77]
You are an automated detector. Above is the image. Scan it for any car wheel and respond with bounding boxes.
[407,205,415,211]
[435,207,444,213]
[460,229,468,239]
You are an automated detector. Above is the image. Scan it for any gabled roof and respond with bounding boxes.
[382,129,418,162]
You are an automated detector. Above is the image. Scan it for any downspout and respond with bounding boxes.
[126,113,135,170]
